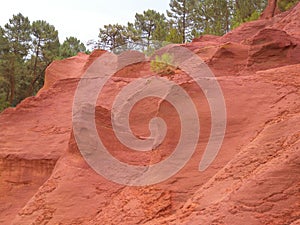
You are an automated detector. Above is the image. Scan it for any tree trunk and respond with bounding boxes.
[261,0,280,19]
[9,59,15,105]
[147,28,151,48]
[28,38,40,96]
[182,0,186,43]
[9,75,15,104]
[29,63,50,95]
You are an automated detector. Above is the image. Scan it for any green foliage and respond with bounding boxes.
[152,20,169,42]
[95,0,270,47]
[192,0,232,36]
[166,28,183,43]
[278,0,300,11]
[125,22,142,44]
[0,1,277,112]
[232,10,262,29]
[0,13,87,112]
[247,10,261,22]
[0,96,9,111]
[0,62,9,111]
[97,10,169,51]
[4,13,31,57]
[150,53,176,75]
[60,36,86,58]
[29,20,60,95]
[231,0,267,28]
[135,10,168,46]
[167,0,196,43]
[1,13,31,105]
[98,24,127,50]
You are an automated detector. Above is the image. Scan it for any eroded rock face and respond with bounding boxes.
[247,28,299,70]
[1,3,300,225]
[260,0,281,19]
[0,53,87,224]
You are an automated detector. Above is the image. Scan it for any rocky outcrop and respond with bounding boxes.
[260,0,281,19]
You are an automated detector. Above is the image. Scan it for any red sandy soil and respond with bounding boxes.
[0,3,300,225]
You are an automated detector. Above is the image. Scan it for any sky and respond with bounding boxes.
[0,0,170,45]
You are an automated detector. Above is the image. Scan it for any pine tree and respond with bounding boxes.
[125,23,141,42]
[60,36,86,58]
[166,27,183,43]
[134,10,168,46]
[98,24,127,50]
[0,26,10,110]
[167,0,196,43]
[29,20,60,95]
[3,13,31,105]
[231,0,268,27]
[193,0,232,36]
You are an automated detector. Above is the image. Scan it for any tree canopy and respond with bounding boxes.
[2,0,298,111]
[94,0,273,48]
[60,37,87,58]
[0,13,87,111]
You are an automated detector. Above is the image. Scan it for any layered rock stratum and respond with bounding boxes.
[1,3,300,225]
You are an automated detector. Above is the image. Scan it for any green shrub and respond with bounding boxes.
[232,10,262,29]
[0,99,10,112]
[278,0,300,11]
[150,53,176,75]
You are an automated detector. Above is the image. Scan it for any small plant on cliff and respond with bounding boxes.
[278,0,300,11]
[0,97,9,112]
[232,10,262,29]
[150,53,176,75]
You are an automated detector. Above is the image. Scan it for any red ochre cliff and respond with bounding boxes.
[0,3,300,225]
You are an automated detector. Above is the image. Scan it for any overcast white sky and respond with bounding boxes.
[0,0,170,45]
